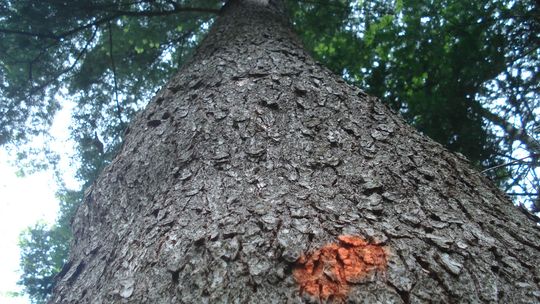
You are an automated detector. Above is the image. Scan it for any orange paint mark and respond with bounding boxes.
[293,235,388,302]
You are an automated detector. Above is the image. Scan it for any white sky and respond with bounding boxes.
[0,102,78,304]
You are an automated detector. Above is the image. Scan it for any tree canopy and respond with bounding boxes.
[0,0,538,302]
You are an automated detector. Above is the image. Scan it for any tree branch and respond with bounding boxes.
[0,28,59,40]
[296,0,350,10]
[106,7,221,18]
[481,153,539,173]
[478,106,540,154]
[28,26,99,96]
[0,6,220,41]
[108,22,123,125]
[507,192,539,196]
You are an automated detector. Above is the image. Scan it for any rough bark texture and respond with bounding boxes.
[50,0,540,303]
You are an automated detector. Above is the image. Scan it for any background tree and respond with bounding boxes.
[0,0,538,302]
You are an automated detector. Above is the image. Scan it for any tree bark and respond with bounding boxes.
[50,0,540,303]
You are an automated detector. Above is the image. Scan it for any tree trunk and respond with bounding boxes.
[50,0,540,303]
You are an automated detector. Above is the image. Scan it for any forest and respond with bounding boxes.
[0,0,538,302]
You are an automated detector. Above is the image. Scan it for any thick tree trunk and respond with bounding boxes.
[50,0,540,303]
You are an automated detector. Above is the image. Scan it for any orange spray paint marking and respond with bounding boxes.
[293,235,388,302]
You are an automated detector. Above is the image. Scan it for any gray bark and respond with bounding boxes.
[50,0,540,303]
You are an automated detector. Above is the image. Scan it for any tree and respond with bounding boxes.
[2,0,538,302]
[44,0,540,302]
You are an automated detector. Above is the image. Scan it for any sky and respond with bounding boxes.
[0,102,77,304]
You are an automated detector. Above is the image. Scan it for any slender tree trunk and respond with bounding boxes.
[50,0,540,303]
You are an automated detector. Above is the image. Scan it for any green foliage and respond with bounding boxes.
[18,224,64,304]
